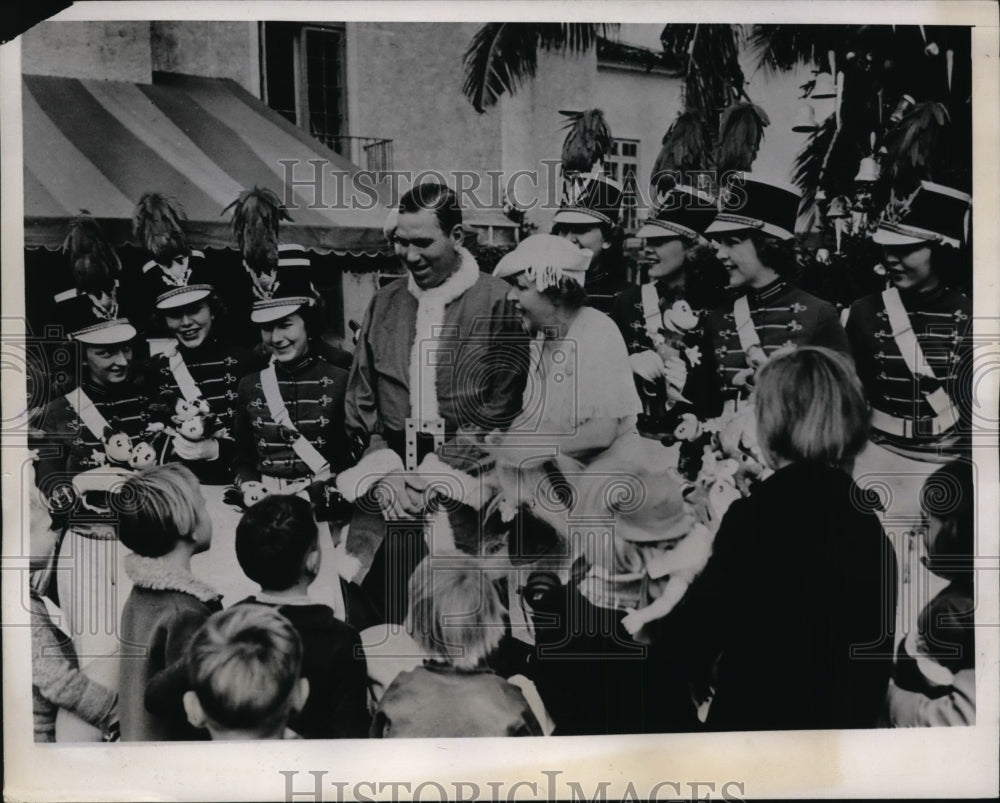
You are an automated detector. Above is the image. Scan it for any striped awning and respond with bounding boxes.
[22,72,390,255]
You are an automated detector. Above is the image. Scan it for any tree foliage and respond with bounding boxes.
[462,23,614,113]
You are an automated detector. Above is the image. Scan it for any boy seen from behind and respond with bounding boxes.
[235,494,370,738]
[183,605,309,740]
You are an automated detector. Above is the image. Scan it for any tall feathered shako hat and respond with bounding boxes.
[554,172,625,227]
[872,181,971,248]
[250,269,319,324]
[636,185,718,240]
[705,174,802,241]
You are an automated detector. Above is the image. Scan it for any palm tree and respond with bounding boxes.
[462,23,615,113]
[750,24,971,212]
[461,22,972,222]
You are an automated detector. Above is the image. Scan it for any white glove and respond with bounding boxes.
[630,350,665,383]
[172,434,220,461]
[662,354,688,390]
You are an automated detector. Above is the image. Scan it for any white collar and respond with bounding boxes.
[405,246,480,303]
[254,591,315,606]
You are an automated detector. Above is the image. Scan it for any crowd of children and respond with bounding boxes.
[27,174,977,741]
[29,366,976,741]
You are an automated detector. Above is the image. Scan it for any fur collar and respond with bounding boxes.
[124,554,222,604]
[406,247,480,421]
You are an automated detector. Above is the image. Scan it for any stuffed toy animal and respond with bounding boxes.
[128,441,158,470]
[224,480,271,511]
[660,412,713,481]
[662,298,700,333]
[148,391,224,444]
[102,427,135,468]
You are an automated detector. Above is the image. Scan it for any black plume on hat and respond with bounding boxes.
[62,214,121,296]
[133,192,189,264]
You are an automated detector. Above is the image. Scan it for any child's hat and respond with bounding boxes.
[560,435,695,544]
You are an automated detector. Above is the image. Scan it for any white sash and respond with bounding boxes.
[640,282,662,335]
[259,363,331,479]
[732,295,762,355]
[64,389,111,441]
[149,340,203,402]
[167,348,202,402]
[881,288,954,416]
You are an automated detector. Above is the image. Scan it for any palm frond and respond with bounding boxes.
[462,23,609,113]
[133,192,188,264]
[62,215,121,296]
[791,114,837,231]
[560,109,612,173]
[715,102,770,173]
[650,112,713,195]
[881,101,950,196]
[747,24,851,77]
[662,24,746,128]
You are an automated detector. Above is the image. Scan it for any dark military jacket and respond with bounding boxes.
[144,337,264,484]
[704,279,848,407]
[233,351,351,484]
[31,378,155,488]
[846,283,971,454]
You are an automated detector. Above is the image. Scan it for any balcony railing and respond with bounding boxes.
[317,134,394,174]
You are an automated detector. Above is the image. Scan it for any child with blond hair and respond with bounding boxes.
[116,463,222,741]
[371,555,542,738]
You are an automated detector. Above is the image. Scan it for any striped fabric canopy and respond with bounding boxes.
[22,72,389,255]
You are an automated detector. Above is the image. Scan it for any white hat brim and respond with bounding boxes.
[705,218,794,241]
[156,286,212,310]
[72,321,138,345]
[553,209,607,226]
[704,219,755,236]
[872,228,929,247]
[251,300,310,324]
[636,222,688,240]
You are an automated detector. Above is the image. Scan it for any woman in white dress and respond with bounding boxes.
[491,234,703,734]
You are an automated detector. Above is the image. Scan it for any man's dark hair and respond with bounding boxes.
[235,494,319,590]
[399,183,462,235]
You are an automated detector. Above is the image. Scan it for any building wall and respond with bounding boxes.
[151,21,260,96]
[498,47,600,234]
[21,21,153,82]
[595,65,685,212]
[346,22,503,204]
